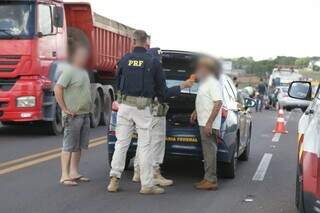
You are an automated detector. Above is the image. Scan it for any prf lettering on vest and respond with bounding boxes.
[128,60,144,67]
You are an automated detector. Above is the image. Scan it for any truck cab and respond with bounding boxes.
[0,0,136,134]
[0,0,66,132]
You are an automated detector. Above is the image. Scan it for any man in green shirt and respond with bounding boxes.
[54,40,92,186]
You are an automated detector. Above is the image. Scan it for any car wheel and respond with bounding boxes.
[295,166,305,213]
[298,180,305,213]
[221,141,238,179]
[239,127,251,161]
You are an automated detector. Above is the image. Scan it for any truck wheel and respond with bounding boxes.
[221,141,238,179]
[100,93,112,126]
[47,105,63,135]
[239,126,251,161]
[90,91,102,128]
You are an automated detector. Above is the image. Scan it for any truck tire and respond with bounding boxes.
[47,105,63,135]
[221,140,238,179]
[90,91,102,128]
[100,92,112,126]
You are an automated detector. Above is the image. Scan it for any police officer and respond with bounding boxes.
[107,31,167,194]
[133,48,194,186]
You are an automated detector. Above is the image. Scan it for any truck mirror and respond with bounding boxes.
[288,81,312,100]
[53,6,64,28]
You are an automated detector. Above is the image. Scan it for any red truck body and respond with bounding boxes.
[0,0,143,134]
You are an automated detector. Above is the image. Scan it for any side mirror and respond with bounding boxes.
[244,98,256,109]
[53,6,64,28]
[288,81,312,101]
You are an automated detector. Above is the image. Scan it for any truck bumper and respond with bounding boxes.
[0,78,43,122]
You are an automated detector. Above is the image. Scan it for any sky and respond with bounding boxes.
[69,0,320,60]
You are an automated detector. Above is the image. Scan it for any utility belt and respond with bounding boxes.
[152,100,169,117]
[117,93,153,110]
[117,92,169,116]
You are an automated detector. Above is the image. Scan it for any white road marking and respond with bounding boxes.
[252,153,273,181]
[272,133,281,142]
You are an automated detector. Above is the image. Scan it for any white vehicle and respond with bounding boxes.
[268,68,303,88]
[288,81,320,213]
[276,86,310,111]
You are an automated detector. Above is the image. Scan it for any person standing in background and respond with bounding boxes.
[256,78,266,112]
[190,56,223,190]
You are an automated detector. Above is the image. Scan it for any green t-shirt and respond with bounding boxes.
[56,63,92,116]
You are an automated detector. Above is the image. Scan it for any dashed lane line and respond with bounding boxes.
[272,133,281,142]
[0,136,107,175]
[252,153,273,181]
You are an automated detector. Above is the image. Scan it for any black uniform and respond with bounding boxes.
[116,47,166,101]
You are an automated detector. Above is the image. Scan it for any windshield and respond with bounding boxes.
[0,1,35,39]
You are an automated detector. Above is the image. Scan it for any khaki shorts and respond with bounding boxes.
[62,114,90,152]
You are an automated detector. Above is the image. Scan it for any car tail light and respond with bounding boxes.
[112,101,119,112]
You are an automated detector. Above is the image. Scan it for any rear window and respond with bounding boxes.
[162,52,197,80]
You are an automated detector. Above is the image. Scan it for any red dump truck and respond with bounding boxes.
[0,0,144,134]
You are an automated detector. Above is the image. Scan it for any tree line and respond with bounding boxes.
[232,56,320,77]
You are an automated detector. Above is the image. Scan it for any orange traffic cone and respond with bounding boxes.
[273,108,288,134]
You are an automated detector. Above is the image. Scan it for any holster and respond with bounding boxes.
[153,102,169,117]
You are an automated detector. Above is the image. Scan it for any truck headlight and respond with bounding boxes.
[16,96,36,108]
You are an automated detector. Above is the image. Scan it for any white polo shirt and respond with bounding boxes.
[196,75,223,130]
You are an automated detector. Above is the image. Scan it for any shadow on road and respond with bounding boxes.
[0,122,52,136]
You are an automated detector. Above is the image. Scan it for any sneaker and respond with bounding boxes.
[154,169,173,187]
[132,170,140,183]
[107,176,120,192]
[140,186,165,195]
[195,179,218,190]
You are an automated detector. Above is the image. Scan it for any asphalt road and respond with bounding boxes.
[0,110,301,213]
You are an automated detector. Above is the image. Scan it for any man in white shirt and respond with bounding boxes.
[190,56,223,190]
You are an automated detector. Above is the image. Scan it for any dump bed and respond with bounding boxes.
[64,3,148,79]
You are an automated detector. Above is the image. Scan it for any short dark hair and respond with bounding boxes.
[133,30,148,45]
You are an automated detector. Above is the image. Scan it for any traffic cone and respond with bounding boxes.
[273,108,288,134]
[277,107,284,117]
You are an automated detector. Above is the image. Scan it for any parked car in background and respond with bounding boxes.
[108,50,256,178]
[288,81,320,213]
[276,86,310,111]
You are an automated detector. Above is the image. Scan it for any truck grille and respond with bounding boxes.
[0,78,18,91]
[0,55,21,73]
[0,101,8,108]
